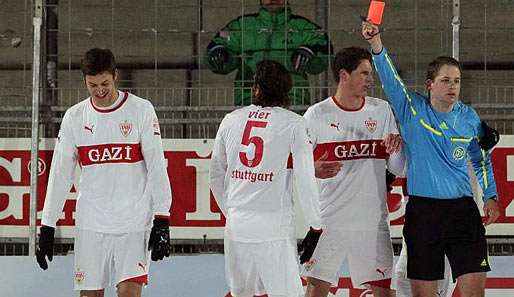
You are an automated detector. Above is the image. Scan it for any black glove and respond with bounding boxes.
[292,46,315,73]
[386,169,396,192]
[148,217,171,261]
[479,121,500,151]
[36,226,55,270]
[208,45,230,72]
[299,227,322,264]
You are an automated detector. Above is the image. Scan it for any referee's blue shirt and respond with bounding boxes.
[372,48,497,202]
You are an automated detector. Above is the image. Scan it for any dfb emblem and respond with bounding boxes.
[453,146,466,160]
[119,121,132,137]
[365,117,378,133]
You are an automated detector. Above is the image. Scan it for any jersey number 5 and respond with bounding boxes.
[239,120,267,167]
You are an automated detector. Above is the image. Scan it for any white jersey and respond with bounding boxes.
[209,105,321,242]
[304,96,398,231]
[42,91,172,233]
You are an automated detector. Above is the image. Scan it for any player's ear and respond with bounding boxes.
[425,79,433,92]
[252,84,261,99]
[339,69,349,83]
[113,69,118,81]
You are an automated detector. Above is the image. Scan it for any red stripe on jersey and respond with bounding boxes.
[90,91,128,113]
[77,143,144,166]
[331,96,365,112]
[314,139,388,161]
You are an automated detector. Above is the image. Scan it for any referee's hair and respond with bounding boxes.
[426,56,462,81]
[253,60,292,107]
[80,48,116,77]
[332,47,372,83]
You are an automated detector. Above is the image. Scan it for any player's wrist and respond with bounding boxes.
[371,42,383,55]
[486,196,498,203]
[40,225,55,235]
[154,214,169,219]
[309,226,322,233]
[152,217,170,228]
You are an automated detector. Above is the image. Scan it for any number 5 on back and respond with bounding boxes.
[239,120,267,167]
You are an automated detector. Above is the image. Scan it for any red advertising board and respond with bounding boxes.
[225,277,514,296]
[0,137,513,239]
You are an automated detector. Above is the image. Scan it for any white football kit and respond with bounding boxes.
[302,96,400,289]
[210,104,322,297]
[42,91,172,290]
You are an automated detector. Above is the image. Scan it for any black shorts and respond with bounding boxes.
[403,195,490,281]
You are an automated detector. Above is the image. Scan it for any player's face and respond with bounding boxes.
[84,71,117,105]
[346,59,374,98]
[427,65,461,106]
[261,0,286,12]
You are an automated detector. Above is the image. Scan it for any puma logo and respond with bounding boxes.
[330,122,341,131]
[436,290,444,297]
[138,262,146,272]
[376,268,386,277]
[84,125,94,134]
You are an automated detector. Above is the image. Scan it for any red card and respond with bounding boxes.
[367,0,385,25]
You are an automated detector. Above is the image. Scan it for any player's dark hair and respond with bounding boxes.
[332,47,372,83]
[425,56,462,81]
[80,48,116,77]
[253,60,292,107]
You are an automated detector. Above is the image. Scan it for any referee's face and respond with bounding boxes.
[428,65,461,107]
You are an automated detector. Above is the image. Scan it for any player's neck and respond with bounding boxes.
[334,89,364,110]
[92,89,119,108]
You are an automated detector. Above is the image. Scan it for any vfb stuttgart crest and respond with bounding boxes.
[74,269,85,283]
[119,121,132,137]
[365,117,378,133]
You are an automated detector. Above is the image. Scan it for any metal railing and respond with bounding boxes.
[1,85,513,138]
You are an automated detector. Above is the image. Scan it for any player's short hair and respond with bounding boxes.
[80,48,116,77]
[425,56,462,81]
[253,60,292,107]
[332,47,372,83]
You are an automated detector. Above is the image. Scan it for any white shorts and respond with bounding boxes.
[74,229,150,291]
[301,227,393,289]
[392,244,456,297]
[225,238,304,297]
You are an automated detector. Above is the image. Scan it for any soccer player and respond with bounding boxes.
[209,59,323,297]
[302,46,403,297]
[36,48,172,297]
[363,21,500,297]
